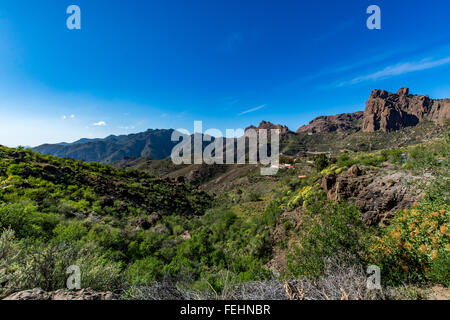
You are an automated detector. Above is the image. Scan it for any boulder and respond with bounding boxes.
[320,174,336,192]
[180,230,192,240]
[148,212,161,225]
[3,288,119,300]
[136,212,161,230]
[348,165,361,177]
[137,217,151,230]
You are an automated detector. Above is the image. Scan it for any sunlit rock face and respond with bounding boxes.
[362,87,450,132]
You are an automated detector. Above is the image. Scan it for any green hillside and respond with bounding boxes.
[0,145,213,296]
[1,126,449,299]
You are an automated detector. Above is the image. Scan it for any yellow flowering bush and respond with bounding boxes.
[369,199,449,285]
[320,164,343,176]
[286,185,325,210]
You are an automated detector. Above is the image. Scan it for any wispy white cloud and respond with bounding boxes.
[296,43,450,92]
[284,48,411,92]
[93,121,107,126]
[338,56,450,87]
[238,104,265,116]
[62,114,75,120]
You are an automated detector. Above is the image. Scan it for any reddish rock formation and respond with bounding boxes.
[348,165,362,178]
[296,112,363,134]
[320,164,424,225]
[362,87,450,132]
[245,121,292,137]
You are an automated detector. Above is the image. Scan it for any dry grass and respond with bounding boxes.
[121,255,390,300]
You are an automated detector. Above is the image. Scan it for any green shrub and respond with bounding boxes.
[428,250,450,287]
[286,202,369,278]
[404,147,438,169]
[0,202,59,240]
[357,153,385,167]
[369,199,449,285]
[313,154,329,172]
[381,148,403,164]
[0,229,21,298]
[53,220,88,243]
[72,244,124,292]
[126,256,165,285]
[247,192,263,202]
[337,153,356,168]
[0,239,123,296]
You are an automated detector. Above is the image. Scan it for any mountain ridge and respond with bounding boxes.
[32,88,449,163]
[362,87,450,132]
[33,129,177,163]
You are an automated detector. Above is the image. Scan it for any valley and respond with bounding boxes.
[1,88,449,300]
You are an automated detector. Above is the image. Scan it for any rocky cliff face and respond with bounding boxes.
[320,163,425,225]
[296,112,364,134]
[362,87,450,132]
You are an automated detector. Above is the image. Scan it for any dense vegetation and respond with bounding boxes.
[0,146,213,296]
[0,124,449,299]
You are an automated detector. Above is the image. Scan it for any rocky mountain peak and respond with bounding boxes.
[362,87,449,132]
[296,112,364,134]
[397,87,409,96]
[245,121,291,136]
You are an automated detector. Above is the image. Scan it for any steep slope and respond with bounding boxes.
[33,129,178,163]
[285,120,445,155]
[362,87,450,132]
[245,120,292,137]
[296,112,363,134]
[0,145,211,218]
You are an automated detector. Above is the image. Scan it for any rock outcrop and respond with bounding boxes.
[136,212,161,230]
[245,121,291,137]
[297,112,364,134]
[320,164,425,225]
[362,87,450,132]
[3,288,119,300]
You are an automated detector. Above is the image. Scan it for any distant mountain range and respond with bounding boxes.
[33,88,449,163]
[33,129,178,163]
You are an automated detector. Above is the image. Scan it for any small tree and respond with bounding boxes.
[313,154,329,172]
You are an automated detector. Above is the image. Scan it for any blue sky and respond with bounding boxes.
[1,0,450,147]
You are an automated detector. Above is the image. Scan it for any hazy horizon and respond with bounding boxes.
[1,0,450,147]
